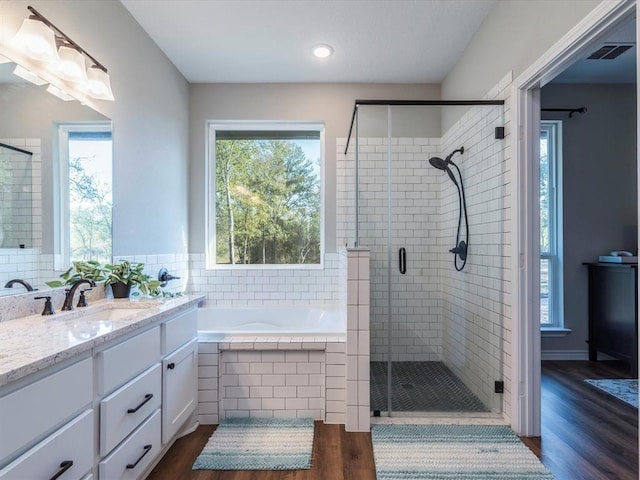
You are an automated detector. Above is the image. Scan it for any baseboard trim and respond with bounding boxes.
[541,350,588,360]
[541,350,616,361]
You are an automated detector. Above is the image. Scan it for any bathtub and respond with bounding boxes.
[197,305,346,341]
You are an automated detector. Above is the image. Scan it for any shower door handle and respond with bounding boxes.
[399,248,406,274]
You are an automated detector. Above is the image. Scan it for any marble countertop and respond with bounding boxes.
[0,295,204,388]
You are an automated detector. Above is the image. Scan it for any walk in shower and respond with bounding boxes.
[340,99,506,416]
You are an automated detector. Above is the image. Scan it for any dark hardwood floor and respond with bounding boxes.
[148,360,638,480]
[522,360,638,480]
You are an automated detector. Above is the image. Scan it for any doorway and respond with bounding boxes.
[513,1,637,436]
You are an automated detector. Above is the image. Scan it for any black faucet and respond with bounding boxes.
[34,296,55,315]
[62,279,96,311]
[4,279,36,291]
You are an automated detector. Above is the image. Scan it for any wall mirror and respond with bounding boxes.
[0,60,112,296]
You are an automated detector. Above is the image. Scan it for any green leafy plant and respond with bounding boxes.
[103,260,161,297]
[45,260,105,288]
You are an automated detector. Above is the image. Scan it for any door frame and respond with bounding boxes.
[511,0,637,436]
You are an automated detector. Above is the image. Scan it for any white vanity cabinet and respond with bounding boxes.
[96,307,198,478]
[0,410,94,480]
[161,308,198,444]
[0,299,201,480]
[0,357,93,479]
[162,339,198,443]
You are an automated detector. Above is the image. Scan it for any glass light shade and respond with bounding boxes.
[49,46,87,84]
[86,67,115,101]
[46,84,75,101]
[312,44,334,58]
[10,18,59,63]
[13,65,47,85]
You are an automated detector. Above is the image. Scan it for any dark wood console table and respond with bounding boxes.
[585,263,637,377]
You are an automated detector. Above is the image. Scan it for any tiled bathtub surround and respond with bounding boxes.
[346,248,370,432]
[188,252,345,306]
[197,339,346,425]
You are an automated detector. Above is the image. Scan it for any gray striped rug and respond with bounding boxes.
[372,424,554,479]
[192,417,314,470]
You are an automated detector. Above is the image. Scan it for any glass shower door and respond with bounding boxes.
[355,105,391,414]
[354,102,505,416]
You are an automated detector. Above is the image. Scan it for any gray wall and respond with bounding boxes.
[188,83,440,253]
[1,1,190,257]
[541,83,637,354]
[441,0,601,128]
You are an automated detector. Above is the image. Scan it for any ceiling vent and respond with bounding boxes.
[587,44,634,60]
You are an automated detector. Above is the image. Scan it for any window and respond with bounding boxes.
[57,123,112,268]
[540,121,563,328]
[207,122,323,267]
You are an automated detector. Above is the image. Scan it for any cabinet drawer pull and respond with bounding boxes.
[49,460,73,480]
[167,362,175,370]
[127,393,154,413]
[126,444,152,469]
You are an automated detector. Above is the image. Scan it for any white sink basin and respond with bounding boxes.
[78,308,143,322]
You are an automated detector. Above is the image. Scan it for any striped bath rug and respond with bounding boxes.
[193,417,314,470]
[372,424,554,479]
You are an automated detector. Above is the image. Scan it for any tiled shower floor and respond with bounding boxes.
[370,361,489,413]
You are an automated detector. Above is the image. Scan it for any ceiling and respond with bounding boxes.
[120,0,497,84]
[552,15,636,84]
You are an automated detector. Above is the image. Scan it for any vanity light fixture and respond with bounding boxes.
[49,45,88,84]
[10,16,59,63]
[13,64,47,86]
[86,66,115,101]
[10,6,114,101]
[46,84,75,102]
[312,44,334,58]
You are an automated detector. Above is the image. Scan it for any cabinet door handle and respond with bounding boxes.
[127,393,153,414]
[126,444,152,469]
[167,362,175,370]
[49,460,73,480]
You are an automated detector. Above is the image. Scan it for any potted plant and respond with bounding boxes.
[104,260,161,298]
[45,260,106,288]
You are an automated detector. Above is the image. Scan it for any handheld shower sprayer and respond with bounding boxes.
[428,146,469,271]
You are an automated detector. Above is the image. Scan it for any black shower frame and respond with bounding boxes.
[0,142,33,156]
[346,98,507,416]
[344,99,505,155]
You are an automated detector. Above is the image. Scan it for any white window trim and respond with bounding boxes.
[540,120,564,330]
[205,121,325,270]
[55,122,112,271]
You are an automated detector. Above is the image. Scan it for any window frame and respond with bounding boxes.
[205,121,325,270]
[55,122,113,270]
[540,120,564,330]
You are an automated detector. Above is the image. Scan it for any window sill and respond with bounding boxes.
[541,327,572,337]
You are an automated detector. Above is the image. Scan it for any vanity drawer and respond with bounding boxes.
[0,358,92,463]
[100,363,161,456]
[99,409,161,480]
[97,326,161,395]
[162,308,197,354]
[0,410,93,480]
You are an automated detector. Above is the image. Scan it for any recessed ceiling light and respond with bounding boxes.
[312,44,334,58]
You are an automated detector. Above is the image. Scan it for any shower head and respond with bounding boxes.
[428,157,449,171]
[428,155,459,187]
[428,147,464,169]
